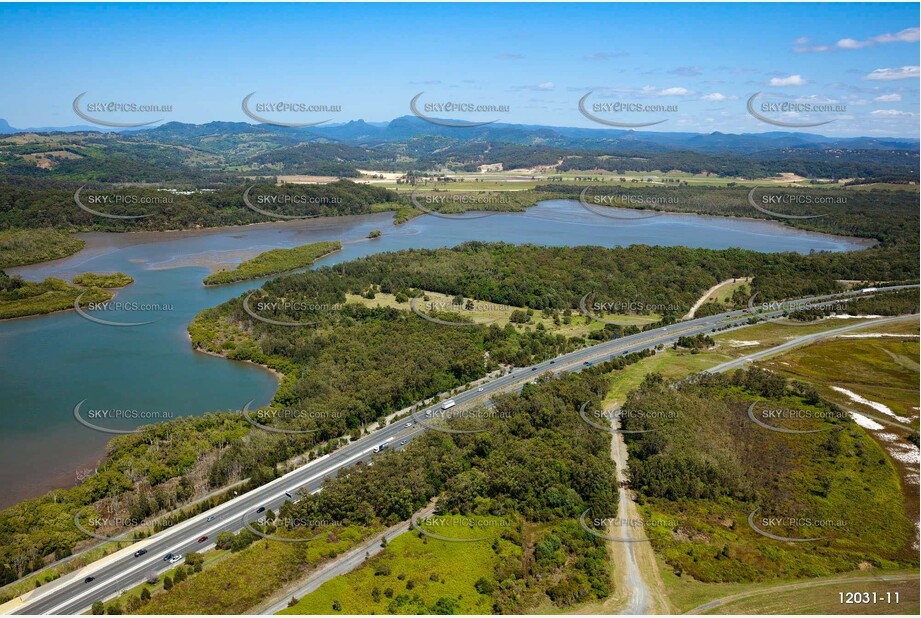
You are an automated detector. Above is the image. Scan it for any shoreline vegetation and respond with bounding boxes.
[0,271,134,320]
[2,241,916,587]
[202,240,342,286]
[2,178,915,273]
[0,229,85,269]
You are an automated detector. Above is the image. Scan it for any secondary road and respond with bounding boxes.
[685,572,919,614]
[7,284,916,615]
[256,504,437,615]
[706,313,920,374]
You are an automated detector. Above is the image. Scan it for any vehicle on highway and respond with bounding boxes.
[256,506,266,514]
[197,535,208,543]
[550,360,555,364]
[477,387,484,392]
[399,440,408,445]
[84,576,95,584]
[442,399,456,410]
[133,549,147,558]
[582,361,591,366]
[373,438,393,453]
[206,515,216,522]
[163,552,174,562]
[169,554,182,564]
[622,351,628,355]
[405,421,413,427]
[531,367,537,371]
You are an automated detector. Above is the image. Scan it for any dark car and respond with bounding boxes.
[550,360,555,364]
[133,549,147,558]
[256,506,266,514]
[531,367,537,371]
[84,576,95,584]
[197,535,208,543]
[582,361,590,365]
[163,552,174,562]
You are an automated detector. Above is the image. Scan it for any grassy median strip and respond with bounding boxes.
[202,241,341,286]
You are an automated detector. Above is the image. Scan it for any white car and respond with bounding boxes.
[169,554,182,564]
[477,387,484,392]
[405,422,413,427]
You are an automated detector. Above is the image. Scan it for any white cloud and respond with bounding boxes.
[702,92,737,101]
[871,109,912,117]
[871,27,920,44]
[794,44,830,53]
[864,66,920,81]
[638,86,692,96]
[837,38,871,50]
[874,93,902,102]
[769,75,807,86]
[535,82,554,91]
[795,27,920,52]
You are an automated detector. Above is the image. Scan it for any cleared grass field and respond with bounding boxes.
[661,564,919,614]
[345,290,656,337]
[762,323,920,424]
[599,318,882,403]
[281,516,516,615]
[702,576,919,614]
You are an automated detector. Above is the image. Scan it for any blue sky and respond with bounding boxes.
[0,2,918,136]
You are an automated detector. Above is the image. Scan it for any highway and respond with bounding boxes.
[7,284,916,615]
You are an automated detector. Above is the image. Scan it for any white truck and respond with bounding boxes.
[373,438,393,453]
[442,399,457,410]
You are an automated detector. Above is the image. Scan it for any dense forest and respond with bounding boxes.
[539,183,919,246]
[555,148,918,182]
[281,370,617,611]
[0,180,401,232]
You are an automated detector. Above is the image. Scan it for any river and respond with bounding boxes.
[0,200,871,508]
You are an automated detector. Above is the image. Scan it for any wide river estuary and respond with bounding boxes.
[0,200,871,507]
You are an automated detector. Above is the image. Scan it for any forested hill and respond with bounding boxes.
[1,120,917,183]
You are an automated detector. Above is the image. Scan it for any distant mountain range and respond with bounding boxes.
[1,116,917,155]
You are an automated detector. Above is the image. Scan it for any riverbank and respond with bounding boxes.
[0,273,132,321]
[0,199,896,513]
[5,198,877,281]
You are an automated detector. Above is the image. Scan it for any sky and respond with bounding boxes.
[0,2,918,137]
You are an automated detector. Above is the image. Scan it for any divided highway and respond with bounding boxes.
[7,284,916,615]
